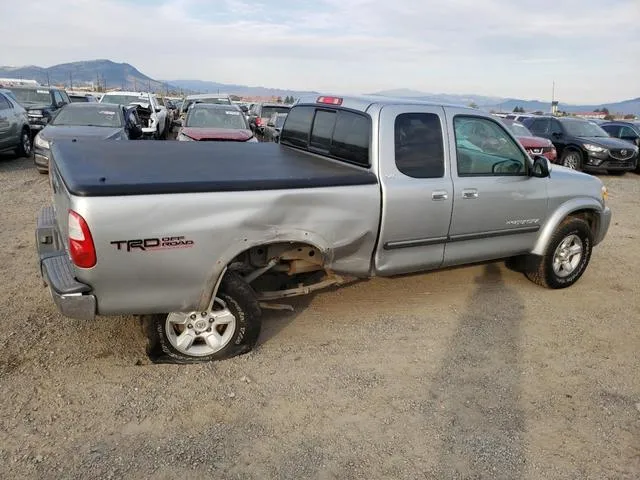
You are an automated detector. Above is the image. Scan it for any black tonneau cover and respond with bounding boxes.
[50,140,378,197]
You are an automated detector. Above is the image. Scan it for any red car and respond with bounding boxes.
[177,103,257,142]
[500,118,557,162]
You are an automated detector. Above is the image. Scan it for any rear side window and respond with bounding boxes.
[281,106,370,167]
[601,125,620,137]
[0,94,11,110]
[394,113,444,178]
[526,118,549,135]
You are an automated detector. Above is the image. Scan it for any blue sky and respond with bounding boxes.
[3,0,639,103]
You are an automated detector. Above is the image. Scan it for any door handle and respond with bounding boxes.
[432,190,448,201]
[462,189,478,199]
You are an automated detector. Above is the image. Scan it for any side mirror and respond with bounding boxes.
[155,107,162,113]
[531,155,550,178]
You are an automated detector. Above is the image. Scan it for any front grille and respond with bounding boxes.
[609,149,635,161]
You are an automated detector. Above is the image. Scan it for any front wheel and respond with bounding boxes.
[561,150,583,171]
[142,273,262,363]
[525,217,593,289]
[15,128,32,157]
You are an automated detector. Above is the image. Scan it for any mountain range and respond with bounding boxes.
[0,60,637,114]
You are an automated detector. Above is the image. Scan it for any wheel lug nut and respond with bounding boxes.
[209,318,214,323]
[201,312,207,316]
[190,314,196,319]
[187,324,193,329]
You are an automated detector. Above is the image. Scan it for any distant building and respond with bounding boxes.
[0,77,39,87]
[574,112,607,119]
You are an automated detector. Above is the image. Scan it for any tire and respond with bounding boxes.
[525,217,593,289]
[561,149,583,171]
[142,272,262,364]
[15,128,32,158]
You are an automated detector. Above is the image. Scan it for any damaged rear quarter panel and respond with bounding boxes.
[72,183,380,315]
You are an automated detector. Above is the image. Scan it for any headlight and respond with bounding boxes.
[177,133,193,141]
[584,144,605,153]
[601,185,608,204]
[34,134,50,149]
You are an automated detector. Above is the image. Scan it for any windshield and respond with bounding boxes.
[185,107,248,129]
[51,105,123,127]
[183,98,231,111]
[101,94,148,106]
[262,106,290,118]
[562,119,609,137]
[6,88,51,105]
[507,122,532,137]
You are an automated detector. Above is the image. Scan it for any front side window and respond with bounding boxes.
[394,113,445,178]
[454,116,527,176]
[53,91,64,106]
[620,126,638,139]
[0,93,11,110]
[561,119,609,137]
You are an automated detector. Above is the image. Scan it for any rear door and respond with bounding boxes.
[374,105,454,275]
[443,109,549,266]
[0,93,13,150]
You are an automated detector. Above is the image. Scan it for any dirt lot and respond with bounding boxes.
[0,153,638,479]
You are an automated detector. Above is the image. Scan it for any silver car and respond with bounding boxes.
[0,88,31,157]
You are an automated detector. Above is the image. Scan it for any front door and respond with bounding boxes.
[443,109,549,267]
[374,105,454,275]
[0,93,13,150]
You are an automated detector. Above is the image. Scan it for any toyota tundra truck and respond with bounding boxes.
[36,95,611,364]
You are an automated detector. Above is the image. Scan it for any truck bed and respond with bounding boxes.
[51,139,378,196]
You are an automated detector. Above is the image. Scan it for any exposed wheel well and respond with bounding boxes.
[226,242,347,301]
[568,209,599,239]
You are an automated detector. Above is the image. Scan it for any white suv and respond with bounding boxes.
[99,91,169,139]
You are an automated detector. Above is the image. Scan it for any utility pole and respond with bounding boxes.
[69,72,73,90]
[46,72,50,86]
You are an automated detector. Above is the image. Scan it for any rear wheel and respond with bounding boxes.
[15,128,32,157]
[561,150,582,171]
[142,273,262,363]
[525,217,593,289]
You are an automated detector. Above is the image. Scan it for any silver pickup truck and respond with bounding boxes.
[36,95,611,363]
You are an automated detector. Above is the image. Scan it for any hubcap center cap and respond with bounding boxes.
[194,319,208,332]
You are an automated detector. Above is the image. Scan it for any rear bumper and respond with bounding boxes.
[36,206,96,321]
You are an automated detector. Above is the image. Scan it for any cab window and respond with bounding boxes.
[394,113,444,178]
[454,116,527,176]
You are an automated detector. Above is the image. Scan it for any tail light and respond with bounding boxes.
[317,96,343,105]
[255,117,263,127]
[68,210,96,268]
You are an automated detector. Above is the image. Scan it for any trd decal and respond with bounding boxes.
[111,236,195,252]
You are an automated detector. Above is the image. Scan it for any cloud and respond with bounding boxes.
[2,0,639,103]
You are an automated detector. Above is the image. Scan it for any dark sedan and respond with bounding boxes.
[34,103,142,173]
[523,116,638,174]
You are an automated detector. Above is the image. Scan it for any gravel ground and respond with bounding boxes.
[0,152,638,479]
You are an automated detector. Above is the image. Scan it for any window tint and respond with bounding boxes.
[394,113,444,178]
[280,106,314,147]
[454,116,527,176]
[280,106,370,167]
[310,110,335,150]
[53,91,64,106]
[527,118,549,135]
[601,125,620,137]
[550,119,562,135]
[0,94,11,110]
[60,91,71,104]
[331,111,369,166]
[620,126,638,138]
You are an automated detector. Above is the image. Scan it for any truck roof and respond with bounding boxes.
[295,94,477,114]
[186,93,231,100]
